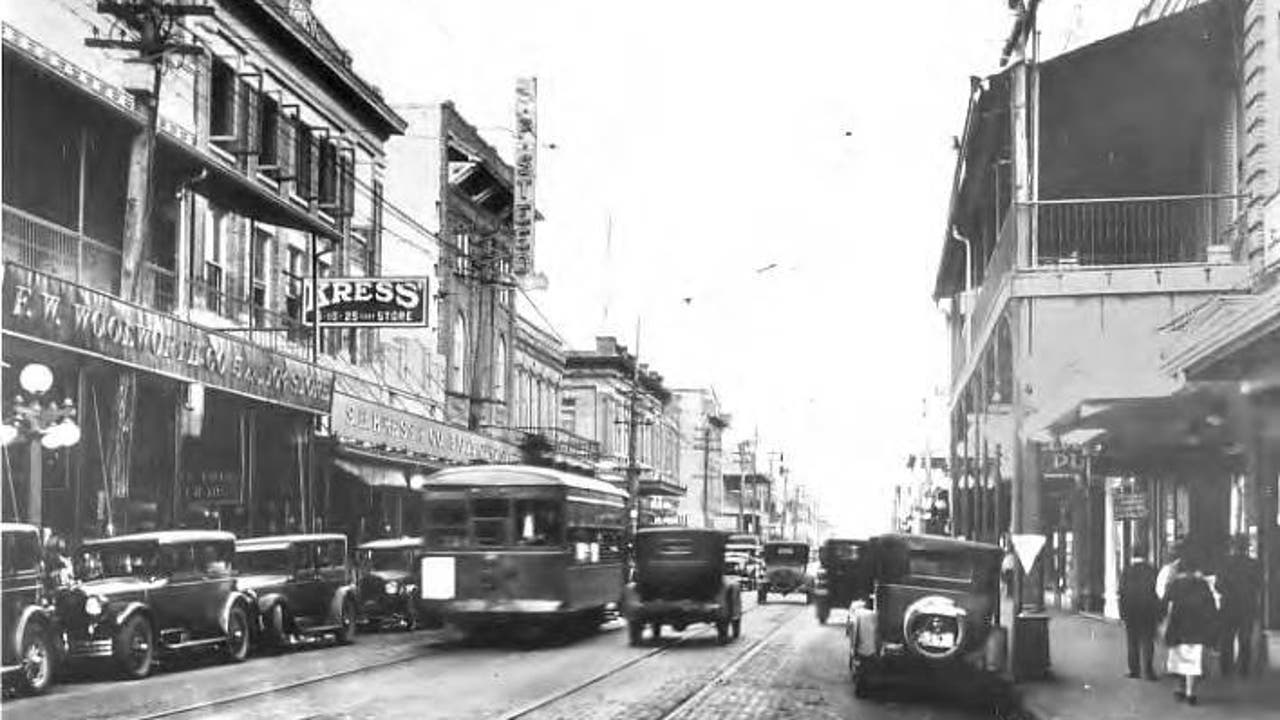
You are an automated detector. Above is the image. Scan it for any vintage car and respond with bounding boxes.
[846,534,1007,698]
[622,527,742,645]
[1,523,56,695]
[757,541,811,604]
[234,534,358,650]
[58,530,252,679]
[355,537,425,631]
[723,533,762,590]
[813,537,872,624]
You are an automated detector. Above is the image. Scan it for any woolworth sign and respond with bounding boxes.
[304,277,429,327]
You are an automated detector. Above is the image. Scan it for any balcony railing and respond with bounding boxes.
[1033,194,1243,267]
[189,274,313,359]
[510,426,602,465]
[2,205,175,311]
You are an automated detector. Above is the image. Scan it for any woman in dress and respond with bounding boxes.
[1163,552,1219,705]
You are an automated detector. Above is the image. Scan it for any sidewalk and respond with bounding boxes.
[1006,602,1280,720]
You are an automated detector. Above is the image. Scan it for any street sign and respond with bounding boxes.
[1011,533,1046,572]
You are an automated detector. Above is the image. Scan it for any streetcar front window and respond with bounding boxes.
[472,498,511,547]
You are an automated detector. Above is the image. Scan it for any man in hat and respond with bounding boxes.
[1216,536,1262,676]
[1119,542,1161,680]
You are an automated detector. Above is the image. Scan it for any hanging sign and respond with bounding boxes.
[512,76,537,276]
[303,277,429,327]
[1010,533,1046,572]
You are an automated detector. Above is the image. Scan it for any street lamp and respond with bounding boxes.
[3,362,80,525]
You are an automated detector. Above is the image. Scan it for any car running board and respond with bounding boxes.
[161,635,232,651]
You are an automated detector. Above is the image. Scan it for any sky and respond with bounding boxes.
[311,1,1145,537]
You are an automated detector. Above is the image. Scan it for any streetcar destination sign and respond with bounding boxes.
[304,277,429,327]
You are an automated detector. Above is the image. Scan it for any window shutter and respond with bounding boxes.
[275,112,297,180]
[237,79,262,156]
[339,149,355,217]
[307,134,322,201]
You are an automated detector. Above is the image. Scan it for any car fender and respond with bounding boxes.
[328,584,356,623]
[219,591,253,634]
[11,605,53,658]
[114,601,153,630]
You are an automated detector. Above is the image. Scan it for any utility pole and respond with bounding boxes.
[701,422,712,529]
[734,440,752,534]
[89,0,209,534]
[623,319,642,580]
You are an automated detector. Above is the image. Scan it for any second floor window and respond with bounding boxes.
[250,228,270,326]
[284,246,305,341]
[450,312,467,394]
[209,59,236,141]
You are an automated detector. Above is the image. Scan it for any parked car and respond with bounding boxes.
[355,537,425,631]
[812,538,872,624]
[846,533,1007,699]
[58,530,251,679]
[234,534,358,650]
[622,527,742,645]
[724,533,762,590]
[757,541,811,604]
[2,523,56,695]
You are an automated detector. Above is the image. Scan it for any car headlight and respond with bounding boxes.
[384,580,401,595]
[84,595,104,617]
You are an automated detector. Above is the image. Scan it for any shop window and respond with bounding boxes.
[514,499,562,546]
[471,497,510,547]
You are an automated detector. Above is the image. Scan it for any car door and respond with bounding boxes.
[289,542,322,623]
[318,540,348,620]
[194,541,236,636]
[151,544,198,635]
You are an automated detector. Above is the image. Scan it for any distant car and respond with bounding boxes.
[757,541,811,604]
[1,523,56,695]
[812,538,872,624]
[724,534,762,590]
[58,530,252,679]
[846,534,1007,699]
[355,537,425,631]
[235,534,358,651]
[622,528,742,645]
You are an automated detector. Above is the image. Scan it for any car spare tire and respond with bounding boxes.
[901,595,967,662]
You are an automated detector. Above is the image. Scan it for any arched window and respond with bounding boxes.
[450,312,467,393]
[494,335,508,401]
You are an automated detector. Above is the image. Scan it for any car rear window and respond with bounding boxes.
[655,538,696,557]
[908,550,973,581]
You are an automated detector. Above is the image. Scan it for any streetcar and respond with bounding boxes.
[413,464,628,638]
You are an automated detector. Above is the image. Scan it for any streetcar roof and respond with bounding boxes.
[357,537,426,550]
[81,530,237,547]
[237,533,348,550]
[421,464,629,499]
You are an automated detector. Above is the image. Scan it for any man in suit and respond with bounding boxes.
[1217,536,1263,676]
[1119,543,1161,680]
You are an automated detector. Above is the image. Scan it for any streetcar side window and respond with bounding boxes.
[472,498,511,547]
[424,499,469,548]
[515,499,563,547]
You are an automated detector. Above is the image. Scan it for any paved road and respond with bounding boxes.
[3,596,998,720]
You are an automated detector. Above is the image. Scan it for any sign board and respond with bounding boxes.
[3,265,333,412]
[1111,489,1149,520]
[303,277,429,327]
[330,393,519,464]
[512,77,537,276]
[183,469,242,505]
[1010,533,1046,573]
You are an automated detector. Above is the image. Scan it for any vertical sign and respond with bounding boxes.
[512,77,537,276]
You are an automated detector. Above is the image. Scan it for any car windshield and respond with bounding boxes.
[76,542,161,580]
[237,548,292,574]
[360,549,409,572]
[829,543,861,561]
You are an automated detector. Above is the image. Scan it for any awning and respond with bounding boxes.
[1165,282,1280,385]
[332,445,440,489]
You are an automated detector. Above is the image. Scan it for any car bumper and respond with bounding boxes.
[65,638,113,658]
[625,599,727,623]
[361,595,411,620]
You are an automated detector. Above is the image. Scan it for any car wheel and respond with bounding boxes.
[16,623,53,695]
[224,606,250,663]
[627,620,643,647]
[757,587,767,604]
[337,598,357,645]
[114,614,153,680]
[731,618,741,639]
[716,621,729,645]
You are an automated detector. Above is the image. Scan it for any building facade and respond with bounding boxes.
[671,388,729,528]
[935,0,1280,623]
[1,0,518,546]
[562,337,682,524]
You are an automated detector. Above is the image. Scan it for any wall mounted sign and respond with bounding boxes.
[183,469,243,505]
[512,77,537,276]
[1111,489,1149,520]
[3,264,333,412]
[303,277,429,327]
[331,393,519,465]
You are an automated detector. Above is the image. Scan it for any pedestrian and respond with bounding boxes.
[1156,540,1182,602]
[1164,551,1218,705]
[1215,535,1262,677]
[1118,543,1161,681]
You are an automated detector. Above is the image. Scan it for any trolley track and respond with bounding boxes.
[497,600,804,720]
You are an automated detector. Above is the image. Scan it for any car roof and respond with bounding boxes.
[637,526,724,538]
[872,533,1002,556]
[824,537,868,546]
[764,540,809,548]
[237,533,347,551]
[423,464,629,498]
[82,530,237,547]
[357,537,425,550]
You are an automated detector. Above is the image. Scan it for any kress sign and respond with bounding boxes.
[304,277,429,327]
